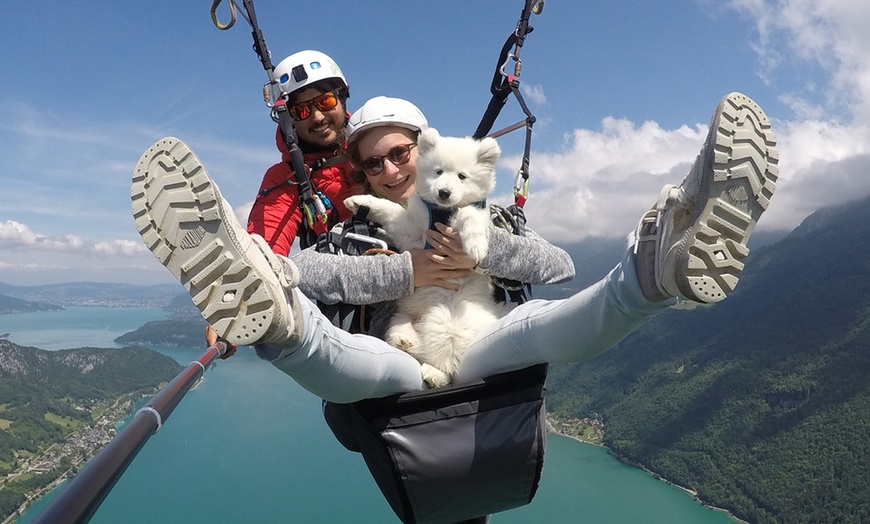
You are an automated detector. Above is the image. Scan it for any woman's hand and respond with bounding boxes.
[427,223,478,270]
[410,223,477,290]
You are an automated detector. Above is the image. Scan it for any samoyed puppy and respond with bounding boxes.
[344,128,505,387]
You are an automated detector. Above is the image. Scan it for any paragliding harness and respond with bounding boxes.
[312,207,393,335]
[307,201,532,339]
[214,2,547,523]
[257,151,349,250]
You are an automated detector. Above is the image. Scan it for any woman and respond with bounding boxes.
[292,96,574,341]
[134,92,778,403]
[290,96,661,390]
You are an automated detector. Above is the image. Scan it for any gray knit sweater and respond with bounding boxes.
[292,223,574,338]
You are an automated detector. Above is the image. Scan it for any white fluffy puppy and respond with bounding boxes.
[344,128,504,387]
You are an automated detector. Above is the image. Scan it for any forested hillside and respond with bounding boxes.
[0,341,182,461]
[115,318,208,347]
[0,294,61,315]
[0,342,182,517]
[547,195,870,524]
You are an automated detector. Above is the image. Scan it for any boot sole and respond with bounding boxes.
[131,137,286,345]
[679,92,779,302]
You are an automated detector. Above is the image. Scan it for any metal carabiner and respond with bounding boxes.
[499,52,523,79]
[210,0,237,30]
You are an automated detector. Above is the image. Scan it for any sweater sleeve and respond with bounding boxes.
[292,247,415,305]
[477,225,575,285]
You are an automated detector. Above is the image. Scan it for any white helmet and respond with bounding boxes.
[270,50,347,102]
[347,96,429,146]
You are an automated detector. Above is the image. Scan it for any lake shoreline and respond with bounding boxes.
[546,416,747,524]
[1,391,157,524]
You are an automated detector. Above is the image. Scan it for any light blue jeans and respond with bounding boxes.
[257,234,672,403]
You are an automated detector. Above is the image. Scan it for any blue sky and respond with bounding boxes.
[2,0,869,285]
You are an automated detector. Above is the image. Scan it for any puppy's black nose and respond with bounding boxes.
[438,189,451,201]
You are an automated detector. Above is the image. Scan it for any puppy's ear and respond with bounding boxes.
[476,136,501,167]
[417,128,440,155]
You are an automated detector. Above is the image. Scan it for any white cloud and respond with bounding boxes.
[500,118,707,241]
[506,112,870,243]
[0,224,168,286]
[0,220,39,246]
[520,84,547,106]
[511,0,870,243]
[93,239,147,257]
[0,221,87,250]
[727,0,870,226]
[0,220,145,257]
[728,0,870,122]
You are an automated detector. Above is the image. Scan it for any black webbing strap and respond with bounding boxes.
[473,0,541,140]
[213,0,328,236]
[470,1,542,307]
[490,204,532,304]
[473,32,519,140]
[473,1,542,209]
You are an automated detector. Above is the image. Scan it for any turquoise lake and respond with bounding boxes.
[1,307,736,523]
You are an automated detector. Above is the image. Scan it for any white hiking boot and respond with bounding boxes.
[131,137,301,345]
[635,92,779,304]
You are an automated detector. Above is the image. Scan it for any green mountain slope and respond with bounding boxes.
[546,195,870,524]
[0,342,182,442]
[0,341,182,463]
[115,318,208,347]
[0,341,182,518]
[0,294,62,315]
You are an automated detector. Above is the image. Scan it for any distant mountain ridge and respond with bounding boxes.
[0,281,184,308]
[546,194,870,524]
[0,294,62,315]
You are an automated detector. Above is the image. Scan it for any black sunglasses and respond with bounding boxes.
[359,143,417,176]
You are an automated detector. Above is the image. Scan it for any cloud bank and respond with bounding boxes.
[505,0,870,243]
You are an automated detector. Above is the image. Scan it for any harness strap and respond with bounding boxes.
[423,200,486,249]
[308,153,347,173]
[212,0,328,237]
[259,153,348,198]
[256,153,347,247]
[473,32,518,140]
[490,204,531,304]
[473,0,540,137]
[473,1,541,209]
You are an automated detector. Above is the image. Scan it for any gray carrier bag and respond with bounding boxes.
[323,364,548,524]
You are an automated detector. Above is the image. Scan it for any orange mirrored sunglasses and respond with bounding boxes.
[288,90,340,121]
